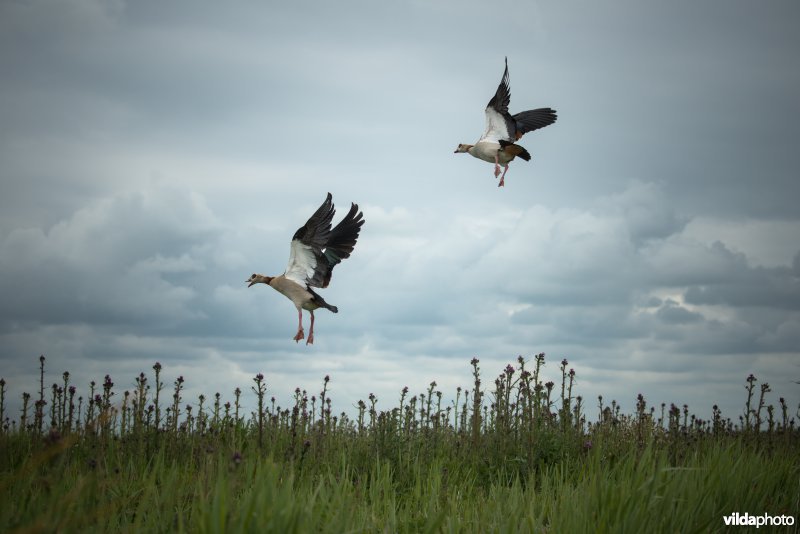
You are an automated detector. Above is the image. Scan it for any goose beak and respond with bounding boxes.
[246,279,255,287]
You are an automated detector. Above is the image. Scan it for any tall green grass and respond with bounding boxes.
[1,355,797,532]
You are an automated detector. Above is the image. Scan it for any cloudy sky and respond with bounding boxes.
[2,0,799,423]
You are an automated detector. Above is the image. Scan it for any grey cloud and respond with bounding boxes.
[684,261,800,310]
[1,1,799,424]
[0,186,223,330]
[655,299,703,325]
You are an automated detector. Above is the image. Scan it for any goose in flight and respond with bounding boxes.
[454,57,557,187]
[246,193,365,345]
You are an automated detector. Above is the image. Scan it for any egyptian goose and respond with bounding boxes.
[246,193,364,345]
[454,57,557,187]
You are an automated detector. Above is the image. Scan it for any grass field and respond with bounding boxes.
[1,355,798,532]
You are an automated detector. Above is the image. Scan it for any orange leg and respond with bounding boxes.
[498,165,509,187]
[493,154,501,177]
[293,309,304,342]
[306,311,315,345]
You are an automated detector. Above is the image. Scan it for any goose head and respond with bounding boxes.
[454,143,473,154]
[246,273,273,287]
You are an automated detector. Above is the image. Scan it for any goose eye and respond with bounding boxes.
[250,273,256,279]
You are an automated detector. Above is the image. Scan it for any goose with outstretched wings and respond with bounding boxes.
[246,193,365,345]
[455,57,557,187]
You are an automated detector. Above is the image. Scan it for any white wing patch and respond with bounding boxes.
[479,107,511,143]
[284,239,316,286]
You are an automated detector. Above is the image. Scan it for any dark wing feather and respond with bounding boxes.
[511,108,558,139]
[313,202,364,288]
[292,192,334,246]
[286,193,364,289]
[485,57,517,140]
[487,57,511,114]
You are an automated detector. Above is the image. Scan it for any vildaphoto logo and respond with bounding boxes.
[723,512,795,528]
